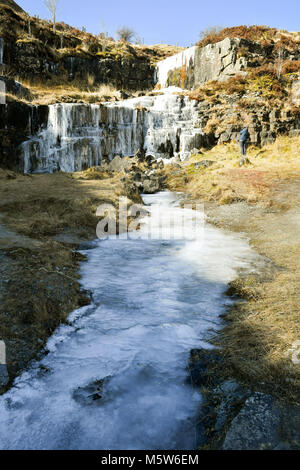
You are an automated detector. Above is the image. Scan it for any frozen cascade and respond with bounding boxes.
[22,104,103,173]
[155,47,197,89]
[0,38,4,65]
[0,192,258,449]
[21,91,206,173]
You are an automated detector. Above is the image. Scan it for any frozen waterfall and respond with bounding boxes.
[21,91,206,174]
[155,47,197,89]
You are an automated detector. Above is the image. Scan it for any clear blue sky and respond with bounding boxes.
[18,0,300,47]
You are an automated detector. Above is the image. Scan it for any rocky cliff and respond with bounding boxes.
[156,35,300,89]
[0,77,48,169]
[0,4,181,91]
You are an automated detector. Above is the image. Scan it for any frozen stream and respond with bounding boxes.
[0,192,256,450]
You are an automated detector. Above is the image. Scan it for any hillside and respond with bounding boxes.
[0,2,183,93]
[0,0,24,13]
[1,1,300,451]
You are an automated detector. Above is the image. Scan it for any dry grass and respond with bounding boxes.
[0,169,141,385]
[187,69,300,109]
[165,135,300,402]
[14,79,121,105]
[0,169,141,238]
[196,25,300,50]
[165,136,300,205]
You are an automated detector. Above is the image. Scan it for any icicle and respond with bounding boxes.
[20,93,205,173]
[0,38,4,65]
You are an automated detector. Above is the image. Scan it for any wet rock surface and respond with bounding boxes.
[189,347,300,450]
[72,378,110,406]
[189,348,251,449]
[223,392,280,450]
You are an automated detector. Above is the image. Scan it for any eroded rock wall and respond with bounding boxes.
[155,37,300,89]
[156,38,248,89]
[0,77,48,170]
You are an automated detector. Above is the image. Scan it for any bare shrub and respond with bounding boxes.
[116,26,135,43]
[196,25,276,48]
[199,26,223,41]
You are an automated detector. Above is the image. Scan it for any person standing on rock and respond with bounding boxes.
[239,126,249,156]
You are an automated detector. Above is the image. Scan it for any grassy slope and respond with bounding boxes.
[0,168,141,387]
[165,136,300,402]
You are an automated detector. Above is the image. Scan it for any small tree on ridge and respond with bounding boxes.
[116,26,135,43]
[43,0,59,34]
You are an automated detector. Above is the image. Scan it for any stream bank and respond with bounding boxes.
[164,143,300,449]
[0,190,257,449]
[0,154,162,392]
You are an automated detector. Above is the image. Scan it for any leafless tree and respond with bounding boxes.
[43,0,59,34]
[116,26,135,43]
[199,26,223,40]
[275,48,284,80]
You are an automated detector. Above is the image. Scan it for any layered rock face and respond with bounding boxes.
[156,37,300,89]
[156,38,248,89]
[0,76,47,169]
[0,5,157,91]
[198,95,300,147]
[0,38,155,92]
[0,0,24,13]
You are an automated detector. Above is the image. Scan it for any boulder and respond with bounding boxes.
[108,155,132,173]
[141,177,161,194]
[223,393,281,450]
[134,148,146,162]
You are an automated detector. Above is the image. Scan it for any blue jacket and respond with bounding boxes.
[239,127,249,142]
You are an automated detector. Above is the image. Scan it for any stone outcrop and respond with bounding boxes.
[223,393,300,450]
[199,93,300,147]
[156,38,248,89]
[192,38,248,85]
[223,393,281,450]
[0,0,24,14]
[0,77,47,169]
[1,38,155,92]
[189,348,300,450]
[156,37,300,90]
[0,5,156,91]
